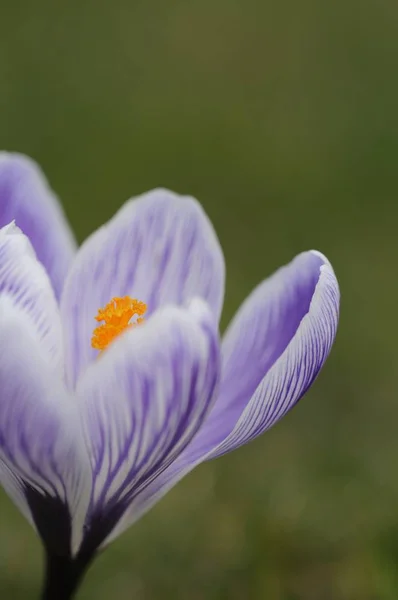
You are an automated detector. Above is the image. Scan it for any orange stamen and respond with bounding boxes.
[91,296,147,351]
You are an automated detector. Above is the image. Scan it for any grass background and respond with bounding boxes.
[1,0,398,598]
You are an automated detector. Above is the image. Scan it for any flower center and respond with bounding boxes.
[91,296,147,351]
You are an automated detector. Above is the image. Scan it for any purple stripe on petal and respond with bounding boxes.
[61,189,225,388]
[77,299,220,550]
[114,251,339,526]
[0,153,76,299]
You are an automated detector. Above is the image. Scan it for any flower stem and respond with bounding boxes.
[41,551,92,600]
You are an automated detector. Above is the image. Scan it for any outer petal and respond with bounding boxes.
[115,250,339,526]
[61,189,225,388]
[76,299,220,552]
[0,153,76,299]
[0,300,90,557]
[208,250,339,456]
[0,222,63,375]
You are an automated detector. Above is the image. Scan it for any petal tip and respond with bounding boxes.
[0,151,43,178]
[308,249,334,270]
[132,187,205,214]
[0,219,36,258]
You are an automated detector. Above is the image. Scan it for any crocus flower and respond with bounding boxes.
[0,153,340,600]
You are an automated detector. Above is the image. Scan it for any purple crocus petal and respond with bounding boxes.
[0,222,63,375]
[0,300,90,557]
[61,188,225,388]
[207,250,339,457]
[0,153,76,299]
[76,298,220,551]
[112,251,339,527]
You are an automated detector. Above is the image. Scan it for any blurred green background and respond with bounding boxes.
[1,0,398,598]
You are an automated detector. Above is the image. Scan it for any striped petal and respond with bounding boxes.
[115,250,339,525]
[0,222,63,375]
[61,189,225,389]
[0,299,90,557]
[76,299,220,553]
[0,153,76,299]
[209,250,339,457]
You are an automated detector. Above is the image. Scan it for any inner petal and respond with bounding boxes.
[60,189,225,390]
